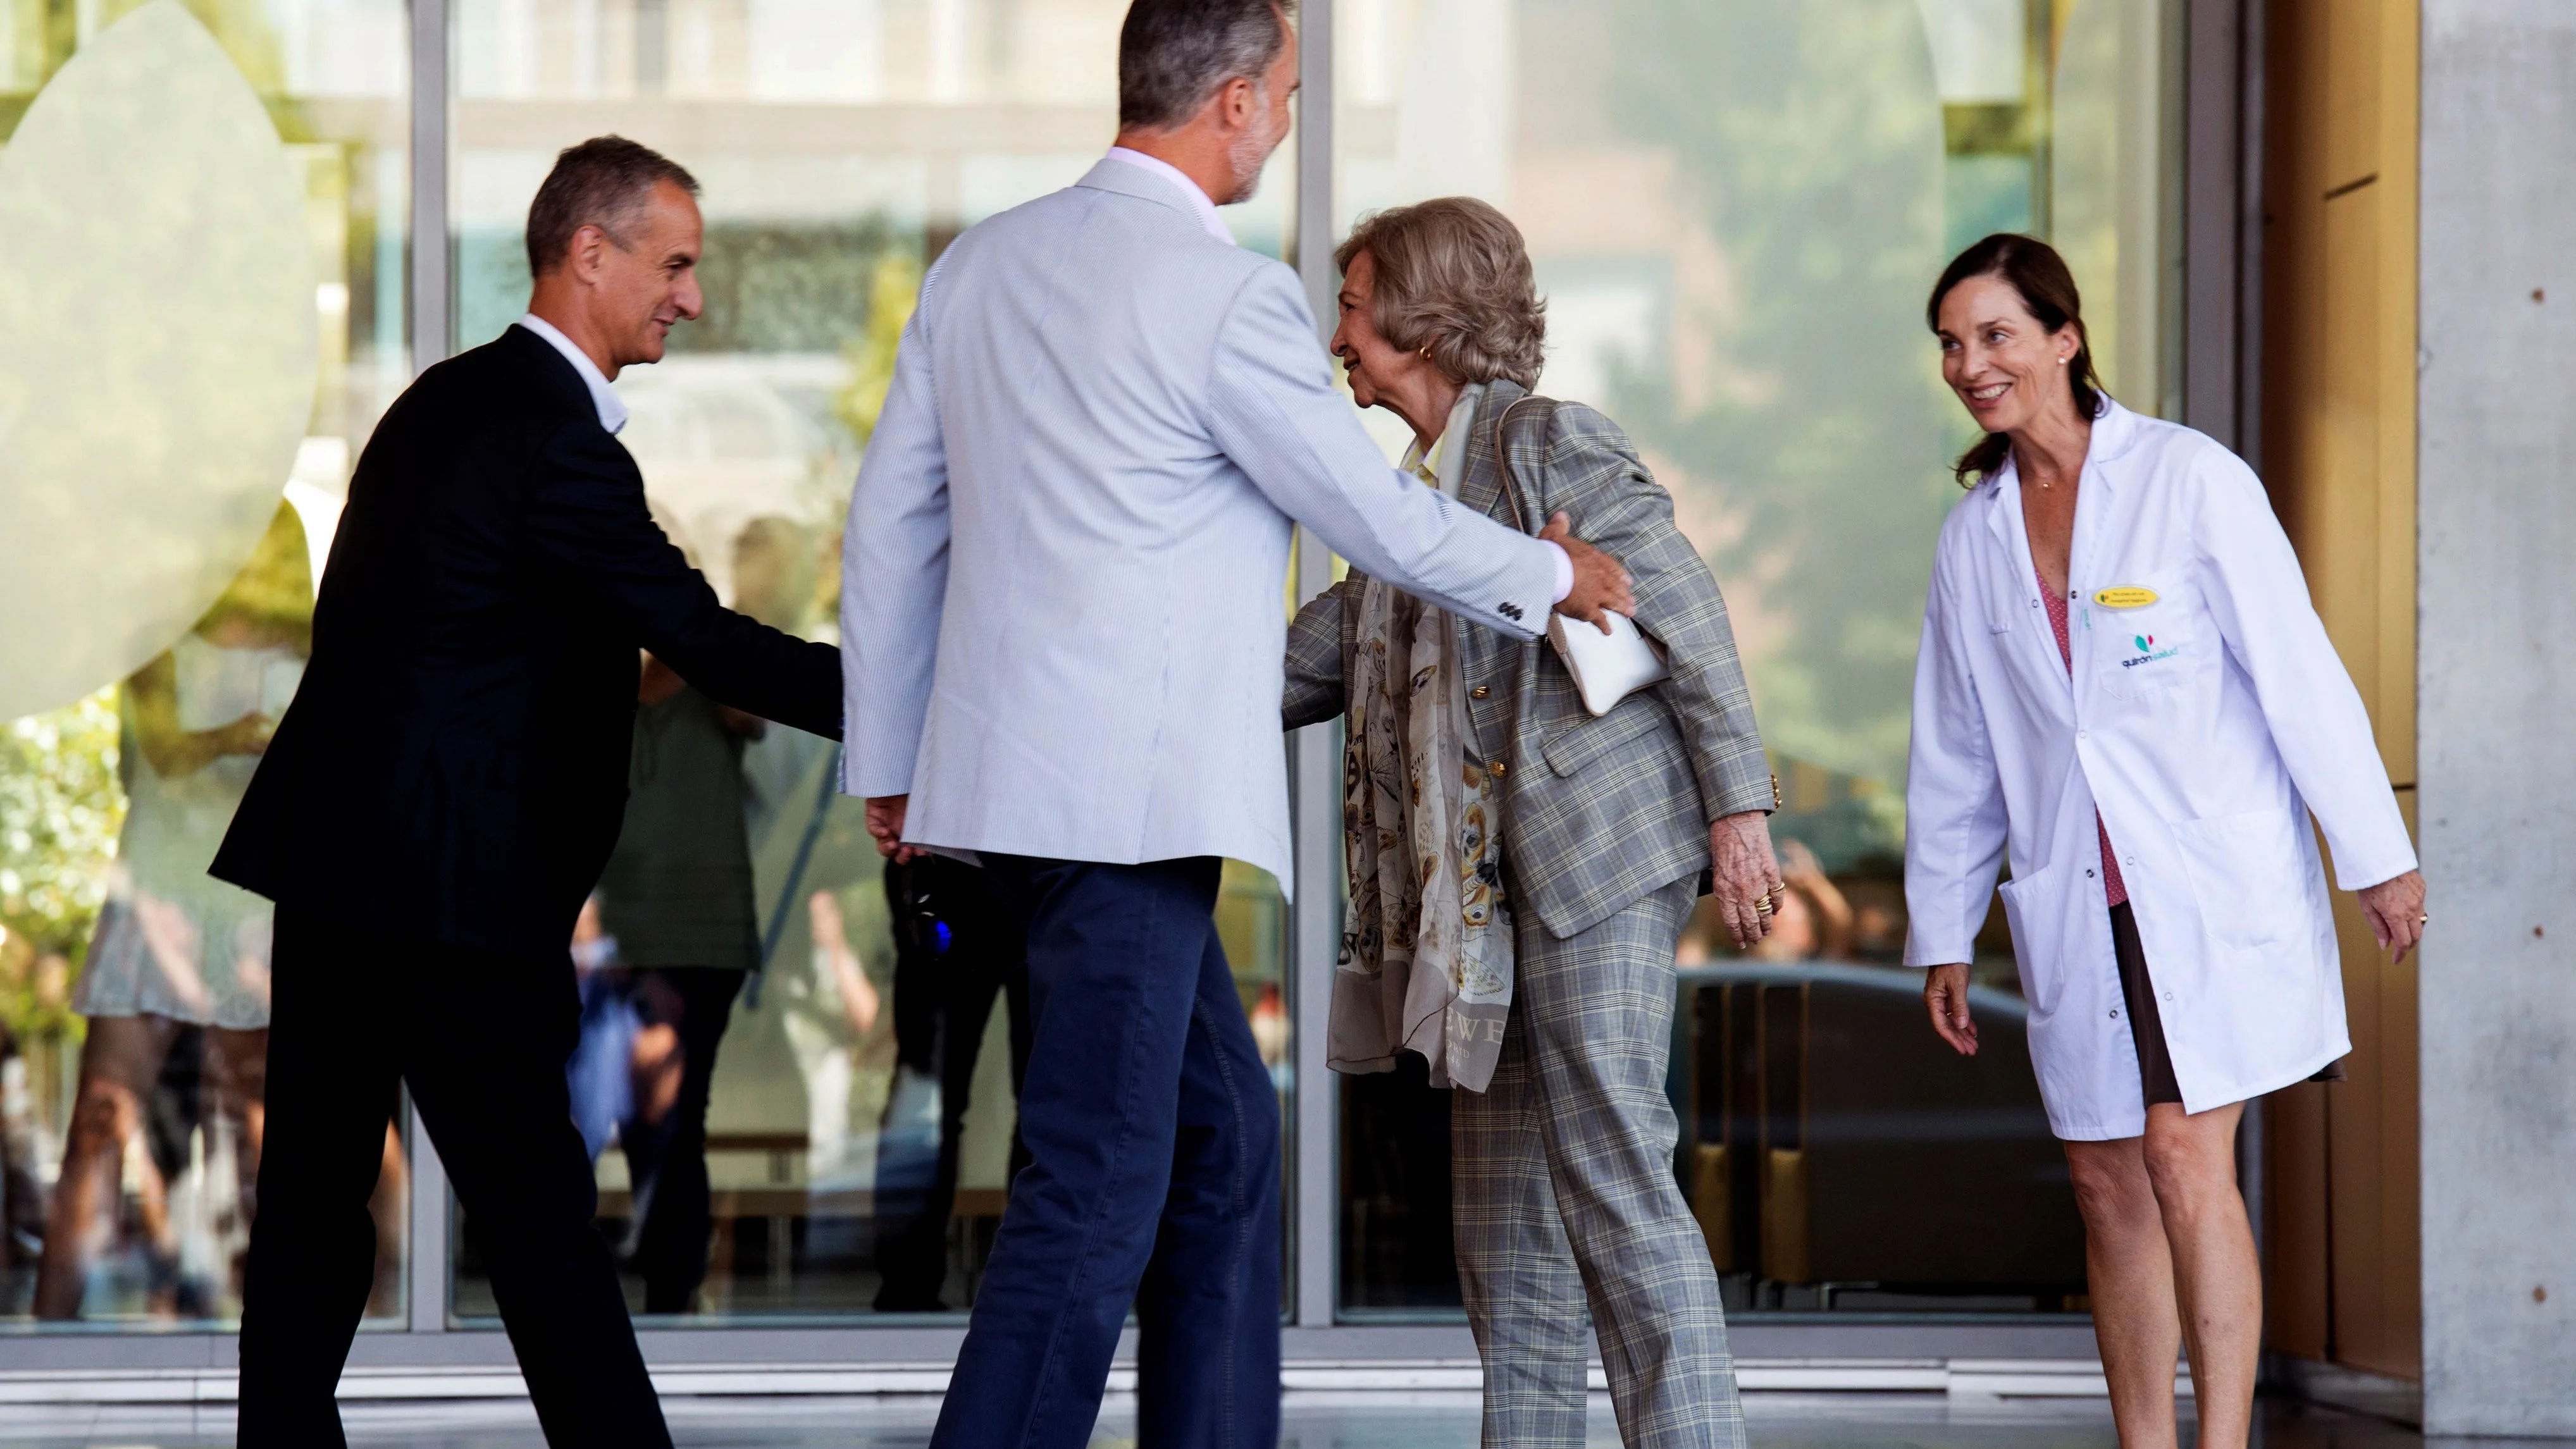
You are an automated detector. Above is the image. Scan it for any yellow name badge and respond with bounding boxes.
[2093,586,2159,609]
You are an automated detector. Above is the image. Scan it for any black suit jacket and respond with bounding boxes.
[213,325,843,957]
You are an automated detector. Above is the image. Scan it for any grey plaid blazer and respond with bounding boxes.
[1284,381,1772,941]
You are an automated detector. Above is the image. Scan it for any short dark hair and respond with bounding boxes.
[1117,0,1294,132]
[1926,233,2104,486]
[524,135,700,278]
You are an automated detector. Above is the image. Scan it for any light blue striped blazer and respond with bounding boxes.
[839,159,1558,892]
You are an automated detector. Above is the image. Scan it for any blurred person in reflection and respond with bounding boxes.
[1682,837,1852,966]
[1739,840,1853,963]
[587,650,768,1315]
[781,887,881,1188]
[1907,234,2426,1449]
[34,508,316,1319]
[565,896,636,1162]
[1247,982,1288,1090]
[211,137,841,1449]
[870,855,1030,1313]
[841,6,1632,1444]
[1845,892,1907,961]
[1282,197,1778,1449]
[2,1022,42,1276]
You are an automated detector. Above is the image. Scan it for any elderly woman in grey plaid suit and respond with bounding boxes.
[1284,198,1783,1449]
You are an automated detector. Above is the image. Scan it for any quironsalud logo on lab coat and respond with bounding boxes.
[2122,634,2181,668]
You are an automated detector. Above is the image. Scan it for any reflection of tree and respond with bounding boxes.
[676,221,910,357]
[1601,0,1956,845]
[0,693,123,1043]
[803,247,927,631]
[0,0,304,1040]
[1,0,299,131]
[832,250,926,447]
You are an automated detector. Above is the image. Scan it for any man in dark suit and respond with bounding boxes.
[213,136,840,1449]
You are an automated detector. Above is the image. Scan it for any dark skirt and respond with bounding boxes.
[2107,902,2184,1106]
[2107,901,2344,1110]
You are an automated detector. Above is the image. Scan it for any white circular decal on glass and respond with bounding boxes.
[0,0,319,720]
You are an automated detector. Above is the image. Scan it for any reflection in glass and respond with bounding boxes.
[38,510,299,1321]
[1334,0,2172,1317]
[2048,0,2183,415]
[0,0,408,1327]
[9,512,407,1325]
[447,0,1292,1318]
[0,0,315,723]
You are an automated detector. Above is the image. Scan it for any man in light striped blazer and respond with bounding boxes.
[838,3,1632,1446]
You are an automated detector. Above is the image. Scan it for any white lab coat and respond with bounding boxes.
[1903,400,2416,1140]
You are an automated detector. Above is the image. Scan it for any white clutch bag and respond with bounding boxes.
[1499,397,1671,716]
[1547,609,1671,717]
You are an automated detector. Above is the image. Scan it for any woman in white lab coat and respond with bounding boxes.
[1905,235,2425,1449]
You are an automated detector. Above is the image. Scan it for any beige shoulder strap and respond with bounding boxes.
[1491,394,1557,536]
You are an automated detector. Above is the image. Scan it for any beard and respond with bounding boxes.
[1220,92,1287,206]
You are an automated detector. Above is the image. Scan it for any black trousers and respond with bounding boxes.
[238,906,668,1449]
[619,966,744,1314]
[873,857,1032,1312]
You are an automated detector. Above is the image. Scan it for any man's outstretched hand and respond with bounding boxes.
[1541,512,1634,634]
[865,794,921,863]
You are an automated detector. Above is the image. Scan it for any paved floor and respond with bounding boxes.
[0,1392,2455,1448]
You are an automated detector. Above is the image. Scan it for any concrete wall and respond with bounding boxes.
[2417,1,2576,1434]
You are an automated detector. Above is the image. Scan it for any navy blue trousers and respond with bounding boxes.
[929,855,1280,1449]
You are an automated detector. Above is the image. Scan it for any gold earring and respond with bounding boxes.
[1418,345,1430,359]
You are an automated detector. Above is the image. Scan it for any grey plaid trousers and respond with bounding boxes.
[1452,874,1745,1449]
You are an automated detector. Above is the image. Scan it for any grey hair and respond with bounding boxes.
[1334,197,1547,388]
[1118,0,1295,132]
[525,135,700,276]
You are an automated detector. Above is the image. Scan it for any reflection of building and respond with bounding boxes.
[1337,1,2177,810]
[615,354,848,604]
[0,0,2570,1434]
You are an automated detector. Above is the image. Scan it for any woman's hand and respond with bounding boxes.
[126,651,273,776]
[2356,868,2428,963]
[1707,810,1786,949]
[209,711,275,760]
[1924,963,1979,1056]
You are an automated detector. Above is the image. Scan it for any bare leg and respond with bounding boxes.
[204,1027,269,1214]
[34,1015,183,1319]
[204,1027,271,1310]
[366,1123,409,1318]
[2141,1101,2259,1449]
[2065,1135,2182,1448]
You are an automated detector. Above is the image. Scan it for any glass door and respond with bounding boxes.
[1330,0,2182,1320]
[0,0,411,1331]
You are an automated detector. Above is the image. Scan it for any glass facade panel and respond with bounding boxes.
[445,0,1292,1321]
[1334,0,2179,1316]
[0,0,2218,1353]
[0,0,409,1328]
